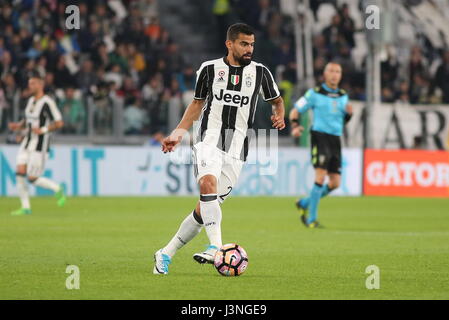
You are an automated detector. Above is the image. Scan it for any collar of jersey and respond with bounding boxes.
[321,83,339,93]
[223,56,245,68]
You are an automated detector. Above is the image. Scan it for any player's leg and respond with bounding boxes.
[297,131,329,227]
[306,168,327,227]
[27,152,66,207]
[306,137,342,205]
[154,206,204,275]
[193,155,242,264]
[192,174,223,264]
[326,140,342,194]
[11,162,32,216]
[299,172,339,209]
[154,142,222,273]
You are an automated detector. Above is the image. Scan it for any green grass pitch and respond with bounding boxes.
[1,196,448,300]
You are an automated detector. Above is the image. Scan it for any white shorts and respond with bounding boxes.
[16,147,48,177]
[192,142,243,203]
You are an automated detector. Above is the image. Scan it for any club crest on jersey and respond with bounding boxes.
[245,76,252,87]
[230,75,240,85]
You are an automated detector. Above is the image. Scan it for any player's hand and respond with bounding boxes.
[32,127,45,135]
[161,129,184,153]
[291,126,304,138]
[8,122,21,131]
[346,104,353,115]
[271,115,285,130]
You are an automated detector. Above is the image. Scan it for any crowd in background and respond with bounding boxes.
[0,0,194,137]
[1,0,449,138]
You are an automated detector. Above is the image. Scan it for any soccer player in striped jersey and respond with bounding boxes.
[8,73,66,216]
[153,23,285,274]
[290,62,353,228]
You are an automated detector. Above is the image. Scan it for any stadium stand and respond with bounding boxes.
[0,0,448,142]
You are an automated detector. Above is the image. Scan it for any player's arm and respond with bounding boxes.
[344,103,353,123]
[260,66,285,130]
[33,120,64,135]
[289,93,312,138]
[32,99,64,135]
[269,96,285,130]
[163,63,210,153]
[8,119,26,131]
[162,99,205,153]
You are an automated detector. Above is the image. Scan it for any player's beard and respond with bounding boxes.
[234,53,252,66]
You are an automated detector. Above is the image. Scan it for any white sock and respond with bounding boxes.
[200,194,222,249]
[16,175,30,210]
[162,211,203,257]
[33,177,60,192]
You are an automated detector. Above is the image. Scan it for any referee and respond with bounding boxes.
[289,62,353,228]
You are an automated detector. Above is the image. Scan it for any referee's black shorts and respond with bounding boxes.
[310,130,342,174]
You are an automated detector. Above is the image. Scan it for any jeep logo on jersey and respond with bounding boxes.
[214,89,250,108]
[230,75,240,85]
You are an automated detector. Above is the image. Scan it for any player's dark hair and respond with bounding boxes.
[226,23,255,41]
[326,61,342,68]
[28,70,44,80]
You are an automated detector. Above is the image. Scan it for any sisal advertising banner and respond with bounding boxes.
[0,145,363,197]
[364,149,449,197]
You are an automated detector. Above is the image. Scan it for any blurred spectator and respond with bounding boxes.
[322,15,342,57]
[381,87,395,103]
[92,82,113,135]
[0,50,15,78]
[431,51,449,103]
[408,46,429,103]
[104,64,124,88]
[338,4,355,49]
[1,0,448,139]
[123,97,149,135]
[58,87,86,134]
[118,76,140,105]
[0,82,9,131]
[176,66,196,93]
[166,78,183,132]
[395,81,410,104]
[76,60,98,94]
[212,0,232,50]
[53,55,74,88]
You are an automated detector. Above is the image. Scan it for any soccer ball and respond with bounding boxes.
[214,243,248,276]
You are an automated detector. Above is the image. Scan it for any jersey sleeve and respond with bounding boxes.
[260,66,281,101]
[194,63,210,100]
[45,98,63,122]
[294,89,314,114]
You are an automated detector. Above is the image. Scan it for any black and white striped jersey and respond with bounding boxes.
[21,95,62,152]
[194,57,280,161]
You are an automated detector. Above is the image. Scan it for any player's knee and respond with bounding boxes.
[329,175,341,189]
[16,172,27,178]
[199,176,217,194]
[195,202,201,215]
[315,176,326,185]
[331,180,341,189]
[27,176,38,183]
[193,204,203,224]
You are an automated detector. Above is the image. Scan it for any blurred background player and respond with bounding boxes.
[7,73,66,216]
[289,62,352,228]
[154,23,285,274]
